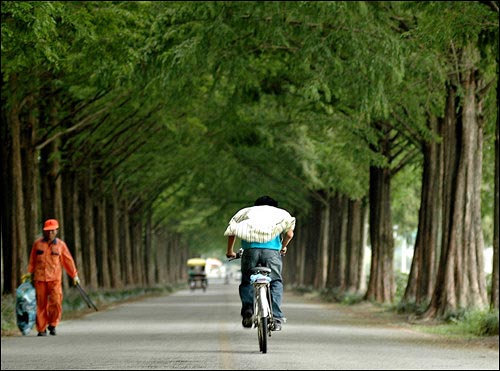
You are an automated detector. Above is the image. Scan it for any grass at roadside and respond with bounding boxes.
[412,310,499,338]
[1,284,182,337]
[290,285,499,344]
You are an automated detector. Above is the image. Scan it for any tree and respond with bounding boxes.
[406,1,498,317]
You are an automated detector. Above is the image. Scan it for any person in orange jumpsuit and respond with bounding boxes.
[26,219,80,336]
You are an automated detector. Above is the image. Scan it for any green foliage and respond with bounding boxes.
[393,272,430,315]
[394,271,410,303]
[422,309,500,338]
[320,287,365,305]
[1,1,60,76]
[391,163,422,240]
[1,1,414,233]
[1,294,17,334]
[395,299,429,316]
[406,1,498,52]
[2,2,497,266]
[456,310,499,337]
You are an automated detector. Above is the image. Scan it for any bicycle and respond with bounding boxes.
[228,249,275,353]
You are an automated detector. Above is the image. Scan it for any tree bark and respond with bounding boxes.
[284,215,307,287]
[491,60,499,310]
[108,188,122,288]
[145,211,155,286]
[96,197,111,288]
[22,95,40,250]
[326,194,347,290]
[121,199,134,286]
[365,124,395,304]
[297,195,322,288]
[62,172,83,280]
[403,115,442,310]
[1,105,13,295]
[9,75,28,293]
[315,193,330,289]
[424,46,488,318]
[296,222,307,287]
[131,218,143,286]
[345,198,367,294]
[80,169,98,289]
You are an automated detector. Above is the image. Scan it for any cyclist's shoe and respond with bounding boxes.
[242,309,253,328]
[272,318,283,331]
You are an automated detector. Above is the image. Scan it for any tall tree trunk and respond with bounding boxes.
[425,47,488,318]
[315,194,330,289]
[179,236,189,283]
[62,172,83,279]
[154,229,164,284]
[22,95,40,248]
[326,194,347,291]
[166,233,174,283]
[296,222,307,287]
[2,75,28,294]
[9,76,28,293]
[132,218,143,286]
[121,200,134,286]
[1,106,13,294]
[108,187,122,288]
[305,195,322,288]
[145,211,155,286]
[403,115,442,310]
[491,60,499,310]
[96,197,111,288]
[284,217,307,287]
[359,204,369,293]
[366,165,395,303]
[366,124,395,304]
[80,170,98,289]
[345,198,367,294]
[167,234,177,283]
[285,195,318,288]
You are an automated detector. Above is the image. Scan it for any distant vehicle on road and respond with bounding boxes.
[187,258,208,291]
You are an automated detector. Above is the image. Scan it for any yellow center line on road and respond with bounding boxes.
[218,320,235,370]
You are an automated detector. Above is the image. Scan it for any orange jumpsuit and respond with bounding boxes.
[27,237,78,333]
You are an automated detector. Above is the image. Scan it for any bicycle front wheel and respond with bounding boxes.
[257,316,268,353]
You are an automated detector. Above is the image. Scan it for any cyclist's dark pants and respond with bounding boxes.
[239,248,284,319]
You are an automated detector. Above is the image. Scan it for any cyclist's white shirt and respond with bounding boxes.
[224,205,296,243]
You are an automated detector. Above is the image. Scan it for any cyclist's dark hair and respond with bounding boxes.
[254,195,278,207]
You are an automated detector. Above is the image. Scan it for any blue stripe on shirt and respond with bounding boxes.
[242,235,281,250]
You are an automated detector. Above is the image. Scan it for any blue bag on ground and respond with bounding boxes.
[16,281,37,335]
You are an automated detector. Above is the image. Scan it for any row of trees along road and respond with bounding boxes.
[1,2,498,319]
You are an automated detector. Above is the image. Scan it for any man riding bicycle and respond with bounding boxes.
[225,196,295,331]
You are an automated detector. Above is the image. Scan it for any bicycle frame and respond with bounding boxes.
[228,249,276,353]
[250,267,274,353]
[255,284,271,318]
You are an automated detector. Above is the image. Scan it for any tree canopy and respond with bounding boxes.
[2,1,498,316]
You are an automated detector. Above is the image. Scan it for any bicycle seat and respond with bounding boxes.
[250,267,271,275]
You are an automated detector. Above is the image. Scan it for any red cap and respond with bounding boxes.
[43,219,59,231]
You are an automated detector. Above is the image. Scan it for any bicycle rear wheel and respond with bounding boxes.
[257,316,268,353]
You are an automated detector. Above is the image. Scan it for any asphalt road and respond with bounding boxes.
[1,279,498,370]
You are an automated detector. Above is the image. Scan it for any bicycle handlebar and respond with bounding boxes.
[227,248,243,262]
